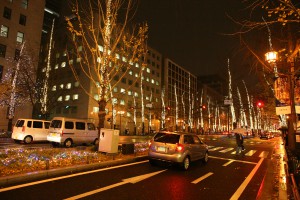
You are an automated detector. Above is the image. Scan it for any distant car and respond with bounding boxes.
[148,131,209,170]
[260,132,274,139]
[11,118,50,144]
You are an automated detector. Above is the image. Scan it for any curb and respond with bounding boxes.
[0,155,148,187]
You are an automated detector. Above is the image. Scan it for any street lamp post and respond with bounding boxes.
[265,50,297,151]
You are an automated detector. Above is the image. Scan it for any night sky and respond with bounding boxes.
[134,0,247,77]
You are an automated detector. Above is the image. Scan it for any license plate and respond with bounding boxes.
[157,146,166,152]
[51,133,57,136]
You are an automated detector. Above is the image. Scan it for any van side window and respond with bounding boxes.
[27,121,32,128]
[33,121,43,128]
[65,121,74,129]
[76,122,85,130]
[44,122,50,129]
[87,123,95,130]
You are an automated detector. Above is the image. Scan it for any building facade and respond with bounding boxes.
[0,0,45,130]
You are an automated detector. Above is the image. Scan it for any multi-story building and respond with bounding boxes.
[163,58,197,131]
[0,0,45,130]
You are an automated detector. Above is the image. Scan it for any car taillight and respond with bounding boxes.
[22,126,25,132]
[176,144,184,152]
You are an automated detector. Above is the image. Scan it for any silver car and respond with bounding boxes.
[148,131,209,170]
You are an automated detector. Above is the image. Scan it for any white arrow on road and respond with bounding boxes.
[64,169,167,200]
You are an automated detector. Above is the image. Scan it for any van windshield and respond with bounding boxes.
[15,120,25,127]
[50,120,62,128]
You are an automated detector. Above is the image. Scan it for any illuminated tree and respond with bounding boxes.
[65,0,148,129]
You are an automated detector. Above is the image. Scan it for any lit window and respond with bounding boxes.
[0,25,8,37]
[16,32,24,43]
[61,62,66,67]
[120,88,126,93]
[52,85,56,91]
[42,67,46,72]
[55,64,58,69]
[77,46,82,51]
[122,57,127,62]
[146,68,150,73]
[156,81,159,86]
[129,70,133,75]
[135,73,138,78]
[63,51,67,56]
[112,98,118,104]
[120,99,125,105]
[127,112,131,117]
[134,92,138,97]
[74,81,79,87]
[146,96,149,100]
[73,94,79,100]
[94,94,99,100]
[69,60,73,65]
[116,54,120,59]
[60,84,64,89]
[128,91,132,95]
[135,63,139,68]
[66,83,71,89]
[76,57,81,62]
[146,77,150,82]
[97,57,101,63]
[57,96,62,101]
[21,0,28,9]
[65,95,70,101]
[151,79,155,84]
[113,87,118,92]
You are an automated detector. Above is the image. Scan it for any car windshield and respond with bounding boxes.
[15,120,25,127]
[50,120,62,128]
[154,133,180,144]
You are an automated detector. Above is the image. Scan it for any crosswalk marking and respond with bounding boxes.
[259,151,269,158]
[207,146,269,158]
[219,148,234,153]
[245,150,256,156]
[209,147,224,151]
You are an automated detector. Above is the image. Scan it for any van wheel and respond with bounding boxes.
[94,138,99,146]
[24,136,33,144]
[64,139,73,148]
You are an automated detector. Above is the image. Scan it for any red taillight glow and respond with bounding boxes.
[22,126,25,132]
[176,144,184,152]
[148,141,152,148]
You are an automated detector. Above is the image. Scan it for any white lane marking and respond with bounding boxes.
[191,172,214,184]
[223,160,234,166]
[259,151,269,158]
[230,158,264,200]
[64,170,167,200]
[219,148,234,153]
[0,160,149,192]
[245,150,256,156]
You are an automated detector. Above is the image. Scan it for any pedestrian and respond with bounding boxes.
[235,132,243,154]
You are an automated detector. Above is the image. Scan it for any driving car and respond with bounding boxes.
[148,131,209,170]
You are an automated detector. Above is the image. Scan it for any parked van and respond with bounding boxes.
[11,119,50,144]
[47,117,99,147]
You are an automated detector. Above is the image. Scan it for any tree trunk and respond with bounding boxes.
[98,99,107,130]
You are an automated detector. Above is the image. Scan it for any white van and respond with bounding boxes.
[11,119,50,144]
[47,117,99,147]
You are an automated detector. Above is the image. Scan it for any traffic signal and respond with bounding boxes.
[257,101,264,108]
[201,105,206,109]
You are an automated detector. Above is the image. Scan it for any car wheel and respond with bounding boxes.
[202,152,209,164]
[182,156,190,170]
[64,139,73,148]
[24,136,33,144]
